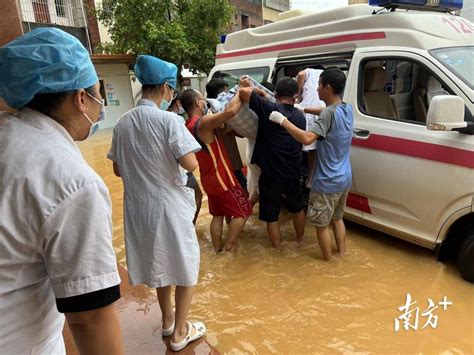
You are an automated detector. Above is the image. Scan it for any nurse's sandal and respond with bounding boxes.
[162,320,175,337]
[170,321,207,352]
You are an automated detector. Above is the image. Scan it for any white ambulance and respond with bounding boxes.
[209,1,474,281]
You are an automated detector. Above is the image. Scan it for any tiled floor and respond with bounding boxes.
[63,265,219,354]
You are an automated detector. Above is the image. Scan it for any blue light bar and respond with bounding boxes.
[369,0,463,12]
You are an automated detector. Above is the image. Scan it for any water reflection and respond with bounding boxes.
[79,130,474,354]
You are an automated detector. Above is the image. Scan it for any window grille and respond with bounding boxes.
[55,0,66,17]
[19,0,87,27]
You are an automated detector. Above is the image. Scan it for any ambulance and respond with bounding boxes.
[209,0,474,282]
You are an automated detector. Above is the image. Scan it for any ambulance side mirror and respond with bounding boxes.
[426,96,467,131]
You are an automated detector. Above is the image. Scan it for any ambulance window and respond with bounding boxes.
[273,65,306,82]
[360,59,451,124]
[212,67,270,88]
[274,63,349,84]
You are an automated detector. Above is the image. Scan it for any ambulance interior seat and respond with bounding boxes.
[363,66,398,119]
[426,76,449,104]
[412,71,449,123]
[390,61,414,120]
[412,69,430,123]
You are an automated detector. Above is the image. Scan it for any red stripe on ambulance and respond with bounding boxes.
[347,193,372,214]
[351,133,474,169]
[216,32,387,59]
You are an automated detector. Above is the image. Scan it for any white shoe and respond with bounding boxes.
[170,321,207,352]
[162,319,175,337]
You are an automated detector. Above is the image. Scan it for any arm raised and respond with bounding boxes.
[269,111,318,146]
[295,70,307,103]
[197,94,242,144]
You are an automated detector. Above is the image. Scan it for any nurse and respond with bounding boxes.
[0,29,123,354]
[108,55,206,351]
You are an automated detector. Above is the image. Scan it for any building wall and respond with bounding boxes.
[0,1,23,46]
[84,0,101,51]
[94,63,134,129]
[229,0,264,31]
[263,0,290,23]
[97,20,113,44]
[95,0,113,44]
[11,0,100,52]
[262,6,280,23]
[18,0,86,27]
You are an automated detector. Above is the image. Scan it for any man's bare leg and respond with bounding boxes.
[293,210,306,246]
[172,286,196,343]
[210,216,224,252]
[316,225,332,261]
[249,190,259,207]
[156,286,174,331]
[192,185,203,225]
[225,216,246,251]
[267,221,282,249]
[332,218,346,255]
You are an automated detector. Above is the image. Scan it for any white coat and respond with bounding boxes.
[0,109,120,354]
[108,99,201,288]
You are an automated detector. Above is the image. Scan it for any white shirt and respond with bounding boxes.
[0,108,120,354]
[300,68,326,151]
[208,95,259,140]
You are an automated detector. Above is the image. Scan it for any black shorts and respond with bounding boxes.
[258,174,304,222]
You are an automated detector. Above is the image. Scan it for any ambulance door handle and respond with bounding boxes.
[353,129,370,140]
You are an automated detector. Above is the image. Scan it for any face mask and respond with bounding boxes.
[83,92,106,139]
[159,84,173,111]
[198,99,208,116]
[178,105,185,115]
[160,98,171,111]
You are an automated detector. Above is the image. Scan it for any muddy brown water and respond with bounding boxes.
[80,130,473,354]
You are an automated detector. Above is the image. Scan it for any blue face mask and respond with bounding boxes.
[160,97,171,111]
[159,83,174,111]
[83,92,106,139]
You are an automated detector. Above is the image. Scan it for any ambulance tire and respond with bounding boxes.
[458,230,474,283]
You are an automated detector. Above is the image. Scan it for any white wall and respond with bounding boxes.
[94,0,113,44]
[94,63,134,129]
[129,70,209,104]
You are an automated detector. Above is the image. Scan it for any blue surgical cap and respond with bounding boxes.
[135,55,177,89]
[0,27,98,109]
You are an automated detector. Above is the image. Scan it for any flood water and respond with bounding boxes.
[80,130,473,354]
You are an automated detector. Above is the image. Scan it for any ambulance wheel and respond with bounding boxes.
[458,229,474,283]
